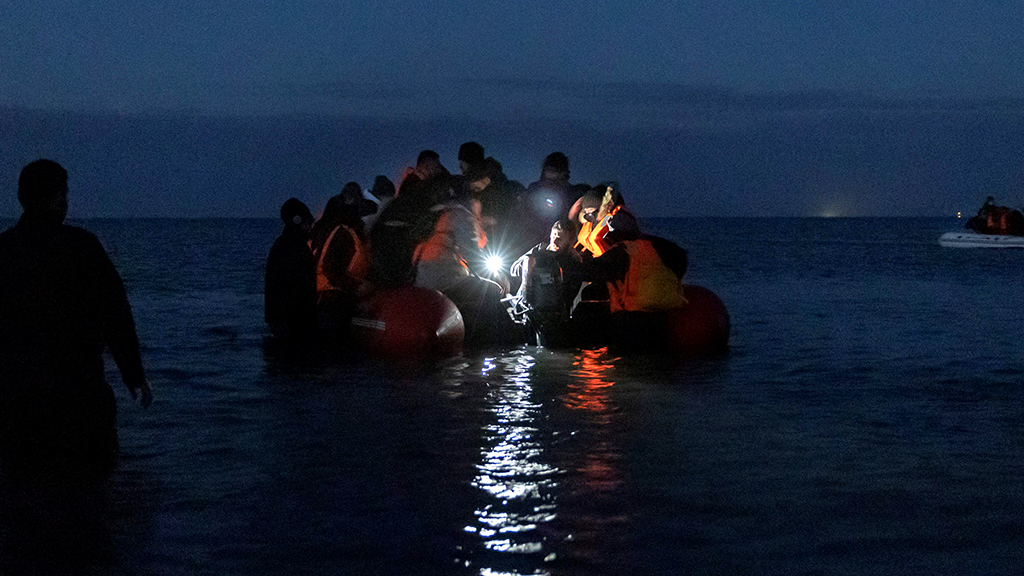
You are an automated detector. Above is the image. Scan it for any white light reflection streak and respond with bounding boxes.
[466,352,559,575]
[482,357,498,375]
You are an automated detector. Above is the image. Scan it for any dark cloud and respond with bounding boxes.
[4,103,1024,218]
[4,1,1023,116]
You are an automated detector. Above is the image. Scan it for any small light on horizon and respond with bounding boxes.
[957,211,962,219]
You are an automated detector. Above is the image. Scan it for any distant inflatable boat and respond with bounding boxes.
[939,231,1024,248]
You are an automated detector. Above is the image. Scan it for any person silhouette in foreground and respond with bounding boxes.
[0,159,151,488]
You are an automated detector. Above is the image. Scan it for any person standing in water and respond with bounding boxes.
[265,197,318,341]
[0,159,151,485]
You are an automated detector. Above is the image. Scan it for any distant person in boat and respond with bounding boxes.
[571,188,603,241]
[369,174,453,289]
[511,217,579,264]
[511,218,580,277]
[468,157,524,227]
[413,183,487,294]
[265,198,318,341]
[536,152,572,194]
[562,210,688,350]
[468,158,525,251]
[311,183,373,297]
[564,183,629,329]
[415,149,450,182]
[966,196,1024,235]
[311,182,373,254]
[526,152,589,213]
[399,150,454,198]
[0,159,151,485]
[452,141,486,202]
[508,218,585,344]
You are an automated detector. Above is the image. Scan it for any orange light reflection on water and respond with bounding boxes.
[563,348,624,496]
[563,348,618,419]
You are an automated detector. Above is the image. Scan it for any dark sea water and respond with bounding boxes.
[7,216,1024,575]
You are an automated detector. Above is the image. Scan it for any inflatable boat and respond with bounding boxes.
[347,284,730,360]
[939,231,1024,248]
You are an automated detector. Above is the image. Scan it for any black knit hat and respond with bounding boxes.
[280,198,312,225]
[458,141,485,165]
[542,152,569,173]
[579,188,604,211]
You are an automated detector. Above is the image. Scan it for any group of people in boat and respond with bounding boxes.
[965,196,1024,236]
[264,142,691,350]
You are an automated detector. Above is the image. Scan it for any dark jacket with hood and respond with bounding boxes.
[265,223,318,338]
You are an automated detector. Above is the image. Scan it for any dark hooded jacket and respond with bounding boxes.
[265,223,318,339]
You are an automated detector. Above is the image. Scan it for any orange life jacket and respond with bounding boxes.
[575,205,622,257]
[575,220,596,254]
[412,205,482,267]
[607,239,686,313]
[316,224,369,292]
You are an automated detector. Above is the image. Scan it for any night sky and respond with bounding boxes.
[3,1,1024,217]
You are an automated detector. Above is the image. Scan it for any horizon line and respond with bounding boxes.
[4,83,1024,120]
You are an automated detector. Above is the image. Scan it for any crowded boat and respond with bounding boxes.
[265,144,730,358]
[940,196,1024,248]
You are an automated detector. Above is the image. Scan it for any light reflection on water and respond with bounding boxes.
[463,351,560,575]
[454,347,636,576]
[562,348,625,497]
[563,348,618,419]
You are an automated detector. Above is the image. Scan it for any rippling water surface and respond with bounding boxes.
[8,217,1024,575]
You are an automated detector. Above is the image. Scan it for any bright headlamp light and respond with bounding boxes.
[485,254,504,275]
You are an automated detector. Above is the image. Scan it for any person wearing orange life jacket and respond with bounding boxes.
[564,210,688,350]
[565,183,629,324]
[412,189,522,348]
[413,196,486,293]
[311,183,375,339]
[965,196,1024,236]
[571,183,626,257]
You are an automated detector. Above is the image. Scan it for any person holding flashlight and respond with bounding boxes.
[411,179,521,347]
